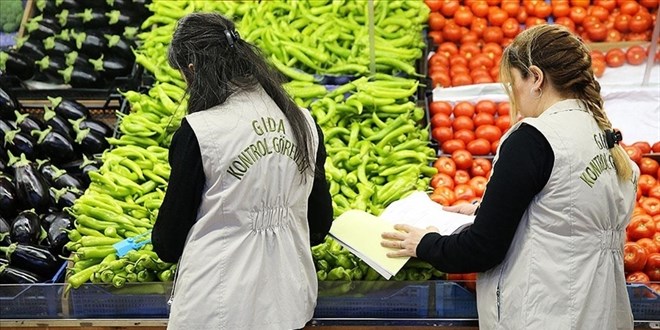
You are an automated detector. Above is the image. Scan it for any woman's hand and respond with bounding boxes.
[381,224,439,258]
[443,203,478,215]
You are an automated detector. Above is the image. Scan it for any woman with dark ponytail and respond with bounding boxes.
[152,13,333,330]
[382,24,638,329]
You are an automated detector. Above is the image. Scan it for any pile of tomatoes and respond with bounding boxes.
[623,142,660,289]
[426,0,659,88]
[591,45,659,78]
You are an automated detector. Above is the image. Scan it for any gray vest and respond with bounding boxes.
[476,99,637,330]
[167,86,319,330]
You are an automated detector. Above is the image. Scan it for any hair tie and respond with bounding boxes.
[223,29,240,48]
[605,129,622,149]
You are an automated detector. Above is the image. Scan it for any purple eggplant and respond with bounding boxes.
[76,8,109,28]
[50,187,82,210]
[43,107,73,139]
[105,34,135,61]
[31,127,77,165]
[0,216,10,246]
[57,0,82,10]
[89,54,131,79]
[106,10,135,28]
[34,55,67,83]
[36,162,82,191]
[35,0,58,14]
[0,264,44,284]
[8,154,50,213]
[0,243,60,278]
[72,31,106,59]
[47,97,89,120]
[0,51,35,81]
[59,155,100,186]
[0,158,6,172]
[70,117,112,138]
[57,10,84,28]
[36,160,59,183]
[0,176,17,220]
[64,51,90,68]
[46,212,73,256]
[0,119,17,141]
[4,130,38,161]
[58,64,103,88]
[73,128,109,156]
[9,210,40,245]
[17,37,47,62]
[43,36,75,58]
[25,15,60,39]
[14,111,45,134]
[0,89,19,121]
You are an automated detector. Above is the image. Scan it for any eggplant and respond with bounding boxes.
[76,8,109,28]
[43,107,73,139]
[105,34,135,61]
[9,210,41,245]
[73,128,109,156]
[0,257,7,266]
[0,89,19,121]
[46,212,73,256]
[34,55,67,83]
[106,10,135,28]
[72,31,106,59]
[48,97,89,120]
[9,154,50,213]
[0,119,17,141]
[35,0,58,15]
[36,160,59,182]
[25,15,60,39]
[0,158,6,173]
[31,127,77,165]
[89,54,131,79]
[43,36,75,58]
[0,265,44,284]
[49,187,81,210]
[0,217,11,246]
[0,243,60,278]
[0,176,17,220]
[0,51,35,81]
[64,51,90,68]
[17,37,47,62]
[70,117,112,138]
[4,130,38,161]
[58,64,103,88]
[14,111,45,134]
[52,171,83,191]
[56,9,83,28]
[123,26,139,41]
[59,155,100,185]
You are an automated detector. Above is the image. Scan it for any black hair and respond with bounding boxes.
[167,13,315,177]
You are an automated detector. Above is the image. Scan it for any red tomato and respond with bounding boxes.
[438,42,459,57]
[589,5,610,22]
[614,14,632,33]
[624,242,649,272]
[470,1,489,17]
[625,146,643,164]
[639,0,659,9]
[595,0,617,11]
[553,3,571,18]
[454,6,474,27]
[453,116,475,131]
[452,150,474,170]
[433,186,457,205]
[488,7,509,26]
[469,176,488,197]
[454,170,471,185]
[620,1,641,15]
[632,141,652,154]
[626,271,650,284]
[471,17,488,36]
[569,6,587,24]
[467,138,492,156]
[591,49,606,62]
[428,30,443,45]
[442,139,467,155]
[454,129,477,145]
[434,157,457,177]
[475,124,503,143]
[642,197,660,216]
[654,232,660,251]
[637,238,660,255]
[483,26,504,44]
[452,73,473,87]
[430,101,453,116]
[474,112,495,127]
[460,31,480,45]
[640,174,658,195]
[491,140,500,155]
[640,157,660,176]
[442,22,463,42]
[471,158,492,177]
[432,126,454,143]
[606,48,626,67]
[495,115,511,132]
[501,1,520,16]
[501,18,520,38]
[591,58,607,78]
[626,45,649,65]
[454,101,476,117]
[645,253,660,281]
[446,273,464,281]
[554,16,576,32]
[431,113,452,128]
[425,0,443,12]
[497,102,510,116]
[628,214,657,241]
[475,100,497,115]
[587,22,608,41]
[469,54,495,70]
[605,29,622,43]
[431,172,455,189]
[454,183,476,201]
[441,0,460,17]
[431,71,452,87]
[652,141,660,153]
[533,2,552,18]
[463,272,477,292]
[429,12,446,31]
[649,185,660,200]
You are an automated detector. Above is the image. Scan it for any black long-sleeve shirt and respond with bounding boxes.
[417,124,554,273]
[152,118,333,263]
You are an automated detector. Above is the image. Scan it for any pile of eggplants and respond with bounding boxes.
[0,89,110,284]
[0,0,150,88]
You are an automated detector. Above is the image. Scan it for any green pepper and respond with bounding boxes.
[67,264,101,289]
[326,266,351,281]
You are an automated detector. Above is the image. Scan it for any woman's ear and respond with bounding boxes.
[528,65,544,89]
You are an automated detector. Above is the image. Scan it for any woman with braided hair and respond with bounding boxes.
[151,13,333,330]
[382,24,638,329]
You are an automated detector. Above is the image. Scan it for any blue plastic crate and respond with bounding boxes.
[0,262,67,318]
[314,281,430,318]
[627,284,660,321]
[70,282,171,318]
[434,281,478,318]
